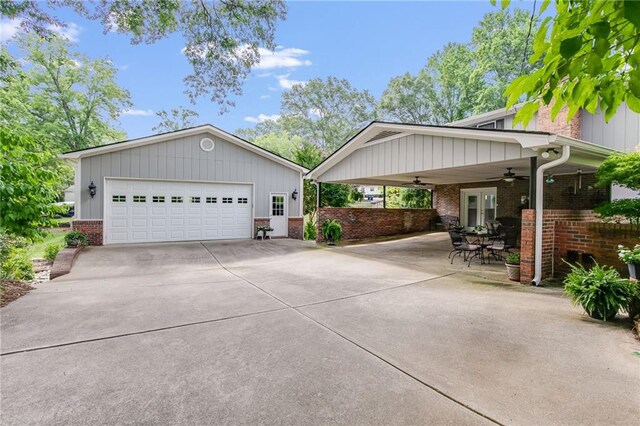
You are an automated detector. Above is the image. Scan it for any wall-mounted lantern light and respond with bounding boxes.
[88,181,97,198]
[292,188,298,200]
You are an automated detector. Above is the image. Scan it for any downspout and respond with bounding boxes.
[532,146,570,286]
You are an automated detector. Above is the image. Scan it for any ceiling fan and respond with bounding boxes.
[486,167,529,182]
[402,176,430,187]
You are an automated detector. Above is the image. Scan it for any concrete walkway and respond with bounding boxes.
[1,234,638,425]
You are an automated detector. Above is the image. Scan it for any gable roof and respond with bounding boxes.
[59,124,308,173]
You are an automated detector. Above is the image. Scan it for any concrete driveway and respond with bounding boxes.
[1,233,638,425]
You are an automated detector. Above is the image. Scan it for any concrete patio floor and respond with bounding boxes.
[1,233,638,425]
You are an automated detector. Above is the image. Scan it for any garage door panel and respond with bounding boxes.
[105,179,253,244]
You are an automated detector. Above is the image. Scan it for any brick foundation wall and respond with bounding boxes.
[554,222,640,277]
[288,217,304,240]
[317,208,438,242]
[536,103,581,139]
[520,210,599,284]
[72,220,103,246]
[254,218,270,239]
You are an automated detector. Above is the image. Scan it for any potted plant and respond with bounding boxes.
[504,252,520,281]
[321,219,342,246]
[563,261,634,321]
[256,226,274,240]
[617,242,640,280]
[474,225,487,234]
[65,230,88,247]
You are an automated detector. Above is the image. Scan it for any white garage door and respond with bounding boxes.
[105,179,252,244]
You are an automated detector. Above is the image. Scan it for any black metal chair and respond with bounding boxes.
[450,232,483,266]
[486,226,518,262]
[438,215,460,231]
[448,230,464,260]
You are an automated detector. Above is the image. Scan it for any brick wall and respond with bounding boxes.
[520,210,599,284]
[317,208,437,242]
[288,217,304,240]
[254,218,270,239]
[72,220,103,246]
[434,173,606,220]
[536,102,581,139]
[554,222,640,277]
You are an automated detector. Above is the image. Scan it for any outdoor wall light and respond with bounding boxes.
[292,188,298,200]
[88,181,97,198]
[541,148,559,159]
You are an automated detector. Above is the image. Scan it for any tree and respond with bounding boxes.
[2,0,287,111]
[423,43,486,124]
[400,188,431,208]
[594,152,640,224]
[0,129,64,241]
[152,107,200,133]
[471,8,541,112]
[0,35,130,152]
[280,76,377,153]
[378,71,434,124]
[501,0,640,125]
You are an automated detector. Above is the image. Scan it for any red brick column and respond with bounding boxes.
[317,208,438,242]
[288,217,304,240]
[520,210,535,284]
[72,220,103,246]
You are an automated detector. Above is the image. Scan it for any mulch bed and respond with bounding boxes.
[0,280,35,307]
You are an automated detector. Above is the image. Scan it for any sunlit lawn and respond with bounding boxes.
[28,228,69,259]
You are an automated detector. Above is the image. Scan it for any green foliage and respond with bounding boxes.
[563,261,633,321]
[400,188,431,208]
[349,187,364,203]
[303,219,317,240]
[281,76,377,153]
[505,252,520,265]
[596,152,640,190]
[0,129,64,241]
[1,35,130,152]
[320,184,351,208]
[321,219,342,243]
[44,243,63,262]
[152,107,200,133]
[2,0,287,111]
[617,242,640,264]
[0,235,34,281]
[385,187,402,208]
[502,0,640,125]
[594,199,640,225]
[379,71,435,124]
[65,230,88,247]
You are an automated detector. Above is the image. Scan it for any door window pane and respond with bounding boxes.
[484,194,496,221]
[271,195,284,216]
[467,195,478,227]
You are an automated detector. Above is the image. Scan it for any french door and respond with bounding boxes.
[460,188,497,230]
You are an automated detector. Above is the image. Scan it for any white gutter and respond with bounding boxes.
[532,146,571,286]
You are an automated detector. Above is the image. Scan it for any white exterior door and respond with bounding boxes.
[461,188,497,230]
[105,179,252,244]
[269,193,287,237]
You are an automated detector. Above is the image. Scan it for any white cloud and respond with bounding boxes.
[48,22,81,42]
[0,18,22,42]
[122,109,154,117]
[260,95,271,99]
[255,46,312,70]
[276,73,306,90]
[244,114,281,124]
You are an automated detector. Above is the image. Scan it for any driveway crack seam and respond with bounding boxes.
[202,243,502,425]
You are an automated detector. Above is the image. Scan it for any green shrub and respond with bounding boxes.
[563,262,633,321]
[65,230,88,247]
[594,199,640,224]
[321,219,342,243]
[304,220,317,240]
[1,246,34,281]
[44,243,63,261]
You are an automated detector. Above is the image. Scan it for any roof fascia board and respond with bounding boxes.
[364,132,413,147]
[554,135,619,157]
[447,103,525,126]
[59,125,308,173]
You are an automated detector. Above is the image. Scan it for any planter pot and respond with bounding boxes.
[505,263,521,281]
[326,237,335,246]
[628,262,640,281]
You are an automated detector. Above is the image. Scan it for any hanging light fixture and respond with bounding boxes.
[545,175,555,184]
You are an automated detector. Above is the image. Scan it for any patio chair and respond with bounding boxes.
[486,226,518,262]
[447,230,464,259]
[450,233,483,266]
[437,215,460,231]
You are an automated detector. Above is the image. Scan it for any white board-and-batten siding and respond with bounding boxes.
[581,104,640,153]
[79,132,301,219]
[317,134,535,182]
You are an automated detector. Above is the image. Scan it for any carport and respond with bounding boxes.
[306,121,616,285]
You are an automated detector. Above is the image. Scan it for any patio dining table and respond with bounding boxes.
[463,231,494,265]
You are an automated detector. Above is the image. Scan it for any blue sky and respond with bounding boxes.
[1,1,535,140]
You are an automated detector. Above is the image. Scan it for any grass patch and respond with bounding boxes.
[27,229,68,260]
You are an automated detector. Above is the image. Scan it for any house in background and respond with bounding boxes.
[307,103,638,284]
[60,125,307,245]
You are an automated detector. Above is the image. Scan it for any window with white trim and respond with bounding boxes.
[171,196,183,203]
[133,195,146,203]
[206,197,217,204]
[112,195,126,202]
[152,196,165,203]
[237,197,248,204]
[222,197,233,204]
[190,196,201,203]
